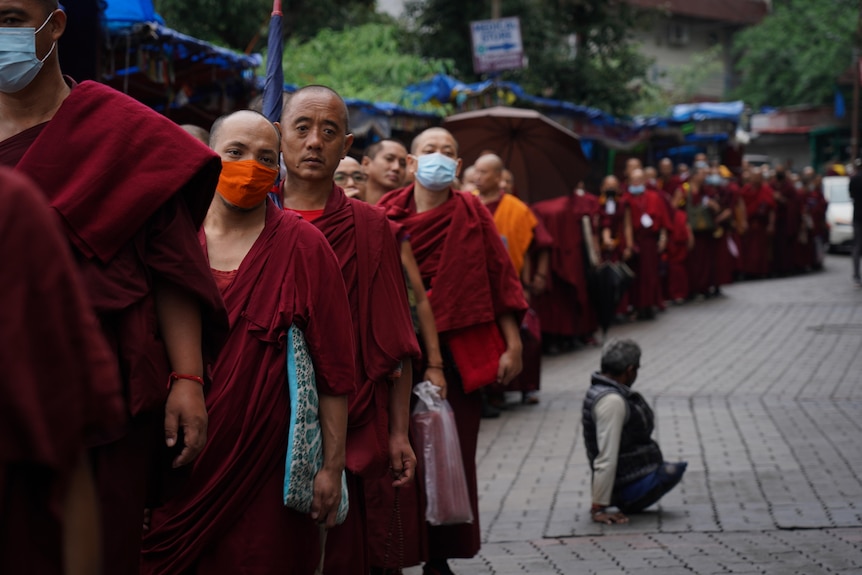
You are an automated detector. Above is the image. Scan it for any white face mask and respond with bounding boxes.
[414,152,457,192]
[0,12,56,94]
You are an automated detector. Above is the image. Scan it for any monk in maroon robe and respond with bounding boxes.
[739,169,777,278]
[681,168,721,297]
[666,187,694,302]
[0,4,227,573]
[657,157,681,198]
[532,186,601,346]
[278,86,421,575]
[0,168,125,575]
[771,168,802,276]
[623,169,670,318]
[142,110,355,574]
[472,153,552,404]
[377,127,527,575]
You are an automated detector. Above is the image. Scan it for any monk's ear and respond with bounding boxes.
[361,156,371,168]
[49,9,67,41]
[454,158,463,178]
[406,154,418,174]
[342,133,355,158]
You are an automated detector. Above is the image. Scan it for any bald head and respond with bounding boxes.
[659,157,673,176]
[282,85,350,134]
[473,154,505,196]
[628,168,645,186]
[180,124,210,145]
[475,154,504,173]
[625,157,642,178]
[411,127,459,156]
[210,110,280,151]
[601,175,620,193]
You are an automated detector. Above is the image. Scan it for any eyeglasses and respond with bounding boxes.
[334,171,367,184]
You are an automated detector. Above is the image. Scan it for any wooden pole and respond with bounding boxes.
[491,0,501,19]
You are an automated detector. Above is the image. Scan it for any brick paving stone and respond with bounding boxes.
[410,257,862,574]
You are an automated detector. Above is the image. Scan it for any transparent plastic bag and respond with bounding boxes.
[411,381,474,526]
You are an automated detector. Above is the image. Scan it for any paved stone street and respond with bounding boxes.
[408,255,862,575]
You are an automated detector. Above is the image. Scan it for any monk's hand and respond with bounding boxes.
[311,466,342,528]
[388,433,416,488]
[591,509,629,525]
[496,347,523,387]
[623,247,633,261]
[424,367,448,400]
[531,273,547,295]
[164,379,208,468]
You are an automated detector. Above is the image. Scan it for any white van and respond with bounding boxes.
[822,176,854,252]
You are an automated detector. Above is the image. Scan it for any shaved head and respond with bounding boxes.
[474,153,504,174]
[411,127,459,155]
[209,110,280,150]
[180,124,210,145]
[283,85,350,134]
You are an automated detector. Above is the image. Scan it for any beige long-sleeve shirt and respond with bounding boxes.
[591,393,627,506]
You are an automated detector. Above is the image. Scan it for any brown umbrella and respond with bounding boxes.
[443,106,590,204]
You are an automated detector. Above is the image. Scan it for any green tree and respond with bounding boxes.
[403,0,652,115]
[153,0,379,52]
[280,23,453,105]
[633,45,724,115]
[732,0,857,108]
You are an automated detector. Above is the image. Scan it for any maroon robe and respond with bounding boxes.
[0,80,228,575]
[141,202,356,574]
[370,186,527,566]
[0,169,126,575]
[740,183,776,277]
[531,193,600,338]
[772,180,802,275]
[666,207,691,301]
[623,189,670,311]
[301,186,420,575]
[483,199,552,393]
[714,182,740,286]
[686,184,720,295]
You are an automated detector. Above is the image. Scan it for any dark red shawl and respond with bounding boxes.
[141,202,356,574]
[378,185,527,334]
[741,183,777,221]
[1,81,228,417]
[0,168,125,575]
[312,185,420,476]
[531,193,600,289]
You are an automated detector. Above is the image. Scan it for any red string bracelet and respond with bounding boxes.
[167,372,205,390]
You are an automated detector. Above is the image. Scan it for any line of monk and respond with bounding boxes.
[0,3,832,574]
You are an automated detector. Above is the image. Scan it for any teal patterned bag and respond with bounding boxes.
[283,325,349,524]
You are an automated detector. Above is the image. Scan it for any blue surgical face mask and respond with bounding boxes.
[0,12,56,94]
[414,152,457,192]
[705,174,723,186]
[628,184,645,195]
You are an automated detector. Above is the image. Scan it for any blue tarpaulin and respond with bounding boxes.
[102,0,259,70]
[670,101,744,122]
[103,0,161,30]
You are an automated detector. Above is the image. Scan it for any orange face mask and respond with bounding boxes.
[217,159,279,209]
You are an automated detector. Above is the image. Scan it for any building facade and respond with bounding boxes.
[625,0,769,100]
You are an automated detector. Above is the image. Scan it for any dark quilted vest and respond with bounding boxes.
[582,373,663,487]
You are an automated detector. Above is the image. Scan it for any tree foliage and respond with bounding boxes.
[403,0,653,115]
[732,0,858,108]
[633,45,724,116]
[152,0,379,52]
[280,23,453,104]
